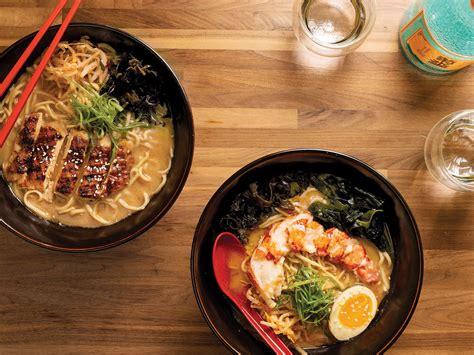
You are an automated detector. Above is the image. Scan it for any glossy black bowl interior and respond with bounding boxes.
[0,23,194,251]
[191,149,423,354]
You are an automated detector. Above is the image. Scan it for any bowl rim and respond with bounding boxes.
[0,22,195,252]
[191,148,423,354]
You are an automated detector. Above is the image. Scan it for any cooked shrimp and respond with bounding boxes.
[247,213,313,307]
[247,213,380,308]
[322,228,380,284]
[247,247,285,309]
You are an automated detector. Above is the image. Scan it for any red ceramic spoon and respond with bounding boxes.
[212,232,292,355]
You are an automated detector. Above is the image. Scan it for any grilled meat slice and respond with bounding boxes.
[20,123,65,199]
[78,139,111,199]
[5,113,43,183]
[55,131,89,196]
[18,114,40,146]
[6,113,66,201]
[103,143,134,197]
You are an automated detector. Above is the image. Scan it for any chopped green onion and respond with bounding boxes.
[281,266,334,325]
[70,81,150,158]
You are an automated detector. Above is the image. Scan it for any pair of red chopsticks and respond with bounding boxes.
[0,0,81,148]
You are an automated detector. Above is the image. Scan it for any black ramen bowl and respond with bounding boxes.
[191,149,423,354]
[0,23,194,251]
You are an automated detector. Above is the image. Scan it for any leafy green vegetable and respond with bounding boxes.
[71,82,149,156]
[282,267,334,325]
[309,174,391,252]
[290,181,302,196]
[100,53,168,125]
[354,209,383,229]
[307,174,387,251]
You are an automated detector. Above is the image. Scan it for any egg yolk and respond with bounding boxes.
[338,293,374,328]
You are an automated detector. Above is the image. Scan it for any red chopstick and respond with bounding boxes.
[0,0,82,147]
[0,0,67,97]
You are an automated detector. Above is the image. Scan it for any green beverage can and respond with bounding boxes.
[399,0,474,74]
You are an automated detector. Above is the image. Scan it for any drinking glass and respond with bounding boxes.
[424,110,474,192]
[293,0,377,57]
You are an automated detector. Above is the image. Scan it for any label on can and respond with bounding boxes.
[400,10,473,73]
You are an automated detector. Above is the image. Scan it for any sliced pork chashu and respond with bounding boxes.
[77,138,135,199]
[5,112,66,200]
[5,113,43,184]
[23,123,66,196]
[6,114,135,202]
[78,137,112,199]
[54,131,89,196]
[103,141,134,197]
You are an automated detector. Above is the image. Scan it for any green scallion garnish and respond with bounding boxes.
[70,81,150,158]
[282,266,334,325]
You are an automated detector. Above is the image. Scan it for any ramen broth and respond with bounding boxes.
[0,39,174,228]
[1,119,173,228]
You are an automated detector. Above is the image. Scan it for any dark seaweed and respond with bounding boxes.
[219,172,390,251]
[100,53,166,125]
[220,172,310,240]
[308,175,388,251]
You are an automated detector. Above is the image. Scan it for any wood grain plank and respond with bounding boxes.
[183,68,473,110]
[140,0,292,11]
[0,0,58,6]
[160,49,416,72]
[125,29,296,51]
[298,109,448,130]
[0,7,62,27]
[192,147,427,170]
[72,9,292,30]
[386,332,473,354]
[195,129,426,148]
[0,346,229,355]
[193,107,297,128]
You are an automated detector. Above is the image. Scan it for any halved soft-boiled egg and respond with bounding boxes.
[329,285,377,341]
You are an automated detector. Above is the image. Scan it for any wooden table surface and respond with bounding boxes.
[0,1,473,354]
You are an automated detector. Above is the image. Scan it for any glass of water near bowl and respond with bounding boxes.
[424,110,474,192]
[293,0,377,57]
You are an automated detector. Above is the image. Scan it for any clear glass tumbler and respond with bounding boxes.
[293,0,377,57]
[424,110,474,192]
